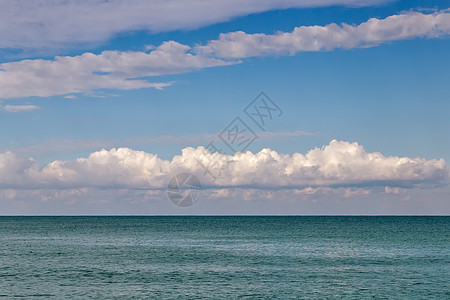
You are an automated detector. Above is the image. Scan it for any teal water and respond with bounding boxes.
[0,216,448,299]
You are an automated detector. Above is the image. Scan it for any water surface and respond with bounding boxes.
[0,216,448,298]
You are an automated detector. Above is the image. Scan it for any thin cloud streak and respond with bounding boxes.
[4,130,315,158]
[1,104,40,113]
[197,10,450,58]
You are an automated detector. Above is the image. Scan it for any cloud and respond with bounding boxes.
[343,188,371,198]
[197,10,450,58]
[258,130,317,140]
[0,0,390,50]
[0,140,447,190]
[3,186,449,215]
[1,10,449,99]
[0,41,232,98]
[3,130,314,158]
[1,104,40,113]
[384,186,402,194]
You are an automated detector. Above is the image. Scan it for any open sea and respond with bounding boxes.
[0,216,448,299]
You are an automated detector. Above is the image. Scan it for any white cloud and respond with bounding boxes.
[1,104,40,113]
[1,10,449,99]
[0,140,447,190]
[385,186,400,194]
[0,0,390,50]
[197,10,450,58]
[0,41,232,98]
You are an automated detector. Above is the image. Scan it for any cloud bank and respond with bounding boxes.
[0,140,447,190]
[1,10,449,99]
[0,0,390,49]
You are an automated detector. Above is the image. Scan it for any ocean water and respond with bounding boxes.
[0,216,448,299]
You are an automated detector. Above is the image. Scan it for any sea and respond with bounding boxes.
[0,216,448,299]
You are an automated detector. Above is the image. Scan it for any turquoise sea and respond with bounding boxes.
[0,216,449,299]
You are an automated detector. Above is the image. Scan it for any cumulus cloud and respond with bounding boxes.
[0,41,232,98]
[1,104,40,113]
[197,10,450,58]
[0,140,447,190]
[0,0,390,49]
[1,10,450,99]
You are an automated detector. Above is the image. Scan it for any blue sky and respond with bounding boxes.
[0,0,449,214]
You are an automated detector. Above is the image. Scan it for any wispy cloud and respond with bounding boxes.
[258,130,316,140]
[5,130,314,158]
[197,10,450,58]
[1,104,40,113]
[0,0,391,50]
[0,41,232,99]
[1,10,449,99]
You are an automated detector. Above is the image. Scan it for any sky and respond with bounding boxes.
[0,0,449,215]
